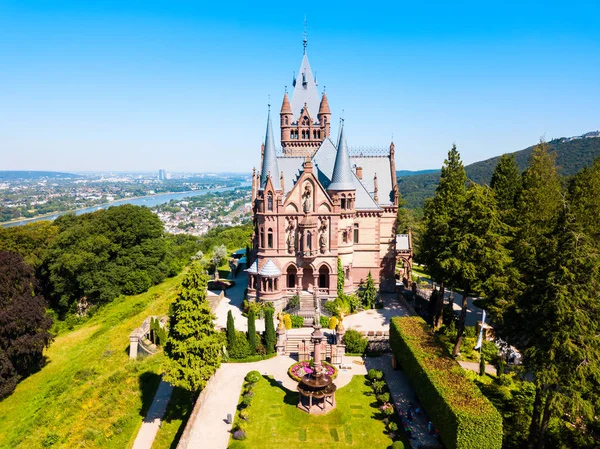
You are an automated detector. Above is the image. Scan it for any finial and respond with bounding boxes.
[323,85,326,93]
[303,16,307,54]
[285,85,288,94]
[268,94,271,112]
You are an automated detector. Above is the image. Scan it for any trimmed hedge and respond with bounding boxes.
[390,316,502,449]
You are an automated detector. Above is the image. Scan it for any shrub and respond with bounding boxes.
[232,430,247,440]
[377,392,390,404]
[286,295,300,309]
[283,314,292,330]
[229,331,251,359]
[239,409,249,421]
[387,422,398,432]
[244,371,261,383]
[290,315,304,328]
[346,294,362,312]
[367,368,384,381]
[328,316,338,330]
[240,395,253,407]
[389,442,405,449]
[234,421,248,432]
[320,315,329,328]
[342,329,368,354]
[390,316,502,449]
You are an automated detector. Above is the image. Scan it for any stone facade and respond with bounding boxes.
[248,44,398,312]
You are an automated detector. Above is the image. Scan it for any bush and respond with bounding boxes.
[229,331,251,359]
[387,422,398,432]
[240,395,253,407]
[368,368,384,381]
[342,329,368,354]
[377,392,390,404]
[319,315,328,327]
[232,430,247,440]
[286,295,300,309]
[324,300,339,317]
[239,409,249,421]
[390,316,502,449]
[234,421,248,432]
[283,314,292,330]
[389,442,405,449]
[328,316,338,330]
[290,315,304,328]
[244,371,261,383]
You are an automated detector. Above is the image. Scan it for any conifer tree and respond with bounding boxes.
[568,158,600,246]
[420,144,467,329]
[264,308,276,354]
[247,307,257,354]
[490,153,522,213]
[164,263,222,392]
[226,309,235,349]
[447,183,511,356]
[337,257,345,298]
[362,271,377,309]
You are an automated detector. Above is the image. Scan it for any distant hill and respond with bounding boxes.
[0,171,79,181]
[398,132,600,209]
[396,169,439,178]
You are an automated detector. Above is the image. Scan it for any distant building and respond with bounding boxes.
[248,37,399,312]
[158,169,167,180]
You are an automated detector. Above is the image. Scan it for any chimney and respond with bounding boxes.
[374,173,379,203]
[355,167,363,180]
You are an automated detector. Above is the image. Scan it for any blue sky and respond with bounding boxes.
[1,1,599,173]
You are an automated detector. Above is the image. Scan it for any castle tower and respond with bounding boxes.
[280,38,330,157]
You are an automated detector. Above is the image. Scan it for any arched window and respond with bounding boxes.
[285,117,288,125]
[341,194,347,210]
[342,230,348,244]
[267,228,273,248]
[287,265,297,288]
[260,228,265,248]
[267,193,273,211]
[354,223,359,243]
[306,231,312,250]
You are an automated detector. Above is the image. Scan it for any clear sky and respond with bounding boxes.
[1,1,599,173]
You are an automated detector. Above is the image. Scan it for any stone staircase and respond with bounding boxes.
[285,328,313,356]
[298,295,316,325]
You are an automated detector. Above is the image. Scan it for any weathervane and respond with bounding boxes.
[303,16,307,54]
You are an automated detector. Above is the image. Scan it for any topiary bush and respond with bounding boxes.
[390,316,502,449]
[342,329,369,354]
[283,314,292,330]
[244,371,261,383]
[377,392,390,404]
[388,441,405,449]
[367,368,384,381]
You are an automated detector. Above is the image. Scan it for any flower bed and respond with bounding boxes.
[288,360,338,382]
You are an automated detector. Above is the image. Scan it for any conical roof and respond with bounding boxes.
[259,110,281,191]
[318,92,330,115]
[291,54,320,119]
[280,93,292,114]
[328,123,355,191]
[258,259,282,277]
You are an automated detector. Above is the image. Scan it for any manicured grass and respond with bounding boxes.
[229,375,393,448]
[0,272,185,449]
[151,387,195,449]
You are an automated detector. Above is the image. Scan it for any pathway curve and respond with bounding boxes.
[131,380,174,449]
[343,292,410,332]
[184,355,367,449]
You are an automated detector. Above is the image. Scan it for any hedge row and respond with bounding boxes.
[390,316,502,449]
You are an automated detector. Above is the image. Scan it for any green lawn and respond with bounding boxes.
[229,375,394,448]
[0,272,185,449]
[151,387,195,449]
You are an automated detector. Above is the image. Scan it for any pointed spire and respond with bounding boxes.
[303,16,308,54]
[280,92,292,115]
[328,121,355,191]
[259,110,281,191]
[318,92,330,115]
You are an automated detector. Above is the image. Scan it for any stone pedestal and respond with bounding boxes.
[276,326,287,355]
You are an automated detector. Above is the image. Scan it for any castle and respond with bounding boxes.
[247,39,399,313]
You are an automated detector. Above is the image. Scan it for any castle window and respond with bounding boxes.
[317,130,321,139]
[267,193,273,211]
[306,231,312,250]
[341,198,346,210]
[285,117,288,125]
[267,228,273,248]
[342,231,348,244]
[354,223,359,243]
[260,227,265,248]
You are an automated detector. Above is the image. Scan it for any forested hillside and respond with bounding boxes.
[398,135,600,208]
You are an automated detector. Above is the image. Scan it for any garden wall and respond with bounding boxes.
[390,316,502,449]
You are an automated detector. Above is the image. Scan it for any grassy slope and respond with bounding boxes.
[230,375,393,448]
[151,387,194,449]
[0,272,184,449]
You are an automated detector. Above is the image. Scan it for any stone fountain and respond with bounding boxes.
[297,309,337,414]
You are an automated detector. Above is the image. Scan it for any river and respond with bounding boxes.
[1,183,251,228]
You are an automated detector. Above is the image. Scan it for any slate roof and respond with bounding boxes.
[290,54,320,121]
[258,259,282,277]
[328,124,355,191]
[246,260,258,274]
[259,110,281,190]
[351,156,394,206]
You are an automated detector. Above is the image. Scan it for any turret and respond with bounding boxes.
[317,92,331,139]
[280,92,293,142]
[328,122,356,212]
[259,109,281,191]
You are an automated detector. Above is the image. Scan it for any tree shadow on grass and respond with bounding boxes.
[264,375,297,406]
[160,387,195,449]
[138,371,162,418]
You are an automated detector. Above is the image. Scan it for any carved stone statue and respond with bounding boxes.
[286,218,296,253]
[302,185,312,214]
[319,218,328,253]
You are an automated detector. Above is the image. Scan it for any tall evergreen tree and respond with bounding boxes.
[337,257,345,298]
[362,271,377,309]
[226,309,235,349]
[446,184,512,356]
[420,144,467,329]
[247,308,257,354]
[164,263,223,392]
[568,158,600,246]
[264,308,276,354]
[490,153,522,213]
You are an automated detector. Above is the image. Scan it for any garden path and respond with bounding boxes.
[131,380,174,449]
[183,355,367,449]
[343,292,410,331]
[366,355,442,449]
